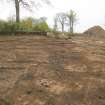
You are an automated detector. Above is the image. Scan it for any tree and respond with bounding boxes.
[53,16,58,32]
[39,17,47,23]
[15,0,20,23]
[32,17,47,25]
[56,12,67,32]
[66,10,77,34]
[5,0,51,23]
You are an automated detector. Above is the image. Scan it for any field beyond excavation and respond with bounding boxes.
[0,35,105,105]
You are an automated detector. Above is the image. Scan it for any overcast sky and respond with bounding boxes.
[0,0,105,32]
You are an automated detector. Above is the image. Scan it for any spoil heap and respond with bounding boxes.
[84,26,105,37]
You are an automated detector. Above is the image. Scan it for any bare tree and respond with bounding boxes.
[53,16,58,32]
[5,0,51,23]
[67,10,77,34]
[56,12,67,32]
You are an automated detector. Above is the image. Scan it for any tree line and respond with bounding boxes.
[54,10,77,34]
[0,17,50,32]
[0,0,77,34]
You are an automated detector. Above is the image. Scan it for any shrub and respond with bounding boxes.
[19,18,33,31]
[0,20,19,32]
[0,18,50,33]
[33,22,50,31]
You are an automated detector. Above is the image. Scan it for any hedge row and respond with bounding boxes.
[0,31,47,36]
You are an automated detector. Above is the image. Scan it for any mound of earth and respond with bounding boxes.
[84,26,105,37]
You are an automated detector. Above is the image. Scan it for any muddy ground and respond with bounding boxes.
[0,35,105,105]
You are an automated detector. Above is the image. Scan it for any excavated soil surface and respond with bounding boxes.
[0,35,105,105]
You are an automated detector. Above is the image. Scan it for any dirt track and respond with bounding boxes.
[0,35,105,105]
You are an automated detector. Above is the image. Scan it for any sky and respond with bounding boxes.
[0,0,105,32]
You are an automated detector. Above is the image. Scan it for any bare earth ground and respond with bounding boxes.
[0,35,105,105]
